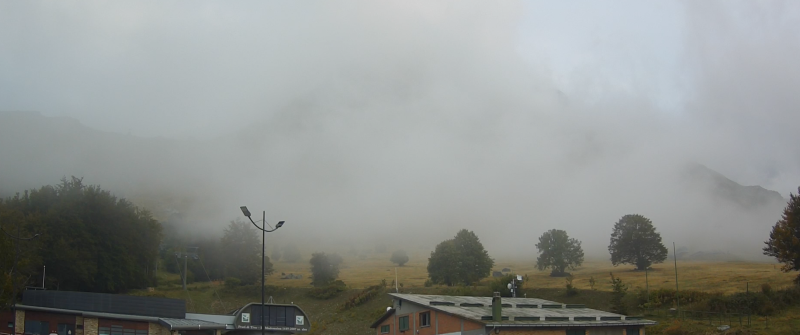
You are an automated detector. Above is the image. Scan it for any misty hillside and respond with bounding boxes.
[2,112,789,213]
[682,163,786,209]
[0,111,791,257]
[0,111,217,223]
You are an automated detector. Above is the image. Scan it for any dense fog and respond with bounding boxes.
[1,1,798,261]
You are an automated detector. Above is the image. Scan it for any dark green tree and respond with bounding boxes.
[221,219,271,285]
[609,214,668,270]
[1,177,162,293]
[427,240,460,286]
[0,204,41,309]
[427,229,494,286]
[309,252,339,287]
[390,250,409,266]
[764,187,800,284]
[535,229,584,277]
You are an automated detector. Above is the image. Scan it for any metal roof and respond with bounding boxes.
[185,313,236,329]
[158,318,227,330]
[22,291,185,319]
[389,294,657,327]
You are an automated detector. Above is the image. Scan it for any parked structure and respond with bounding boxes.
[371,293,655,335]
[1,291,309,335]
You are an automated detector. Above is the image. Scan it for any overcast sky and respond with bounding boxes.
[2,1,799,259]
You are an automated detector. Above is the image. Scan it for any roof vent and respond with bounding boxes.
[541,304,562,309]
[574,317,596,321]
[515,304,537,308]
[566,304,586,309]
[429,301,455,306]
[460,303,484,307]
[514,317,539,321]
[600,316,622,321]
[544,317,569,321]
[481,316,509,321]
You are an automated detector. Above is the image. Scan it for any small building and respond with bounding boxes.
[371,293,655,335]
[1,291,310,335]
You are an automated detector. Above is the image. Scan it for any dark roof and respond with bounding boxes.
[159,318,227,330]
[388,294,657,327]
[369,308,395,328]
[14,305,160,323]
[22,291,185,319]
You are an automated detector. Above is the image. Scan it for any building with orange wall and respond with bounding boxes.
[370,293,655,335]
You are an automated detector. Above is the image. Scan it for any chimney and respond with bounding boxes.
[492,292,502,322]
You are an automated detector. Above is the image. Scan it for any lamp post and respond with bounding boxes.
[240,206,285,335]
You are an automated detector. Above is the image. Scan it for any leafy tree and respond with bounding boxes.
[764,187,800,284]
[427,240,460,286]
[535,229,584,276]
[427,229,494,286]
[390,250,409,266]
[608,214,668,270]
[309,252,340,287]
[1,177,162,294]
[221,219,271,285]
[0,204,40,309]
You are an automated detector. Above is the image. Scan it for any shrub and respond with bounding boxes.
[609,272,628,314]
[342,285,383,309]
[307,280,347,299]
[424,279,433,287]
[225,277,241,288]
[761,283,772,296]
[565,274,578,297]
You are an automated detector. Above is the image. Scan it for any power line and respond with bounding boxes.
[198,257,227,313]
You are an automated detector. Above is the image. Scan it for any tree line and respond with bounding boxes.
[0,177,162,308]
[424,214,670,286]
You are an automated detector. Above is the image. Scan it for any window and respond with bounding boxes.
[24,321,49,335]
[566,330,586,335]
[380,325,390,334]
[398,316,409,332]
[419,312,430,327]
[626,328,640,335]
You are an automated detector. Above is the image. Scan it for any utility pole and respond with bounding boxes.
[183,254,188,290]
[673,242,680,318]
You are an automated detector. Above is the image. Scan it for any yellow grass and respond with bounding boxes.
[267,253,796,294]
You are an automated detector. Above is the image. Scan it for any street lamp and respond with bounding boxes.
[240,206,285,335]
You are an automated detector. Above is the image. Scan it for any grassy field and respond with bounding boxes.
[140,254,800,335]
[268,252,796,294]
